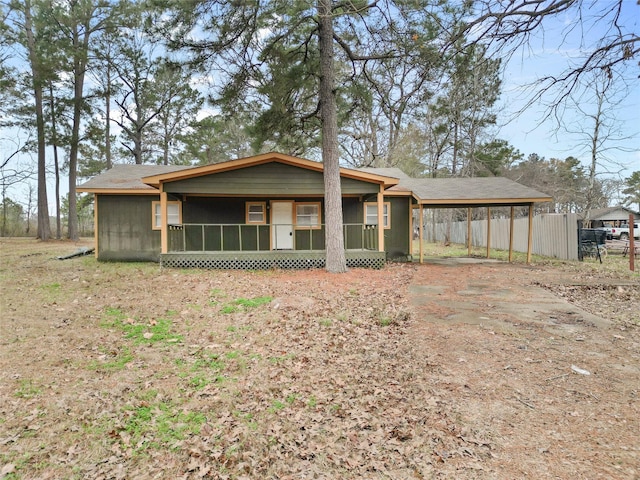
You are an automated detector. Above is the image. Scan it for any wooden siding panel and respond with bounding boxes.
[97,195,160,261]
[163,162,379,195]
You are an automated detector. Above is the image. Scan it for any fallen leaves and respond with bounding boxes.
[1,240,639,479]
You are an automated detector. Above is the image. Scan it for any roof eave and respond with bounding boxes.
[76,187,159,195]
[415,196,553,206]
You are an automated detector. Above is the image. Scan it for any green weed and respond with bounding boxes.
[192,353,225,372]
[100,308,183,345]
[14,379,41,399]
[189,375,209,390]
[40,282,63,301]
[268,400,286,412]
[268,353,295,364]
[121,402,206,451]
[87,346,133,372]
[221,296,273,314]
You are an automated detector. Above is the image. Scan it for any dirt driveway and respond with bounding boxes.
[407,259,639,479]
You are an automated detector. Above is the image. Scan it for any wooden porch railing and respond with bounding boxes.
[167,223,378,252]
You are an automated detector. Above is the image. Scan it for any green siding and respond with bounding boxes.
[164,162,379,195]
[97,195,160,261]
[385,196,411,259]
[95,192,412,262]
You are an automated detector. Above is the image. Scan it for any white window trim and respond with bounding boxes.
[152,200,182,230]
[295,202,322,230]
[364,202,390,229]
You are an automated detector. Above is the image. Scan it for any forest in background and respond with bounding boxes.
[1,0,639,242]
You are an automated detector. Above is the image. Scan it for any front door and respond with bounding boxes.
[271,201,293,249]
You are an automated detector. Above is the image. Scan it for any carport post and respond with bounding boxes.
[509,206,515,262]
[527,204,534,264]
[486,207,491,259]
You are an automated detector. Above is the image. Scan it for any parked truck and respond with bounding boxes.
[610,222,640,241]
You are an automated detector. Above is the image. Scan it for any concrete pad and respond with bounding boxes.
[409,263,612,334]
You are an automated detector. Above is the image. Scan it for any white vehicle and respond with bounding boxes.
[610,222,640,241]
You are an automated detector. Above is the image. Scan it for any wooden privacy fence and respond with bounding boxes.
[426,213,579,260]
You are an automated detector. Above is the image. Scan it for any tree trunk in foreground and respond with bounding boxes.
[318,0,347,273]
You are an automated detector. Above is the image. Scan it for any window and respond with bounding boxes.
[152,201,181,230]
[246,202,266,224]
[364,202,390,229]
[295,202,321,229]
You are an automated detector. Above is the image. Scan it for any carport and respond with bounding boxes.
[387,177,553,264]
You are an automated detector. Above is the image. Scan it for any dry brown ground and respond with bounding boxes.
[0,238,638,479]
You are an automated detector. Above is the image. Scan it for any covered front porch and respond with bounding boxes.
[160,222,385,269]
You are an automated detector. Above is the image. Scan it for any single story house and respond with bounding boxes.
[77,152,552,269]
[580,206,640,228]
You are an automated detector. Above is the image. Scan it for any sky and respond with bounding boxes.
[494,1,640,184]
[2,1,639,215]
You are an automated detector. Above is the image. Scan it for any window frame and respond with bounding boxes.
[245,202,267,224]
[294,202,322,230]
[364,202,390,229]
[152,200,182,230]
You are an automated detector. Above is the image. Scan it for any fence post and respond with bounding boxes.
[630,214,635,272]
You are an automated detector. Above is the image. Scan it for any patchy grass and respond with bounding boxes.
[13,379,42,399]
[101,307,183,345]
[220,296,273,314]
[118,402,207,453]
[87,346,134,372]
[415,240,639,273]
[1,238,638,480]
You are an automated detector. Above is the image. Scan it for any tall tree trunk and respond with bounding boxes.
[24,0,51,240]
[49,84,61,239]
[318,0,347,273]
[68,24,88,241]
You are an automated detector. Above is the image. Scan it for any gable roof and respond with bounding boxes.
[578,206,640,221]
[141,152,400,188]
[391,177,552,206]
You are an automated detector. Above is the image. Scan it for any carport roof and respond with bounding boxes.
[390,176,552,206]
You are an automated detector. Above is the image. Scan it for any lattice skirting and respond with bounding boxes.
[160,251,386,270]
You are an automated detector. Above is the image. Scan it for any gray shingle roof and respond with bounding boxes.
[356,167,410,179]
[78,163,552,205]
[78,164,191,191]
[392,177,551,204]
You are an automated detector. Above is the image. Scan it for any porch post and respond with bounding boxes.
[467,207,472,257]
[527,204,534,264]
[93,193,99,258]
[419,204,424,264]
[160,187,168,254]
[509,206,515,262]
[377,189,385,252]
[486,207,491,259]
